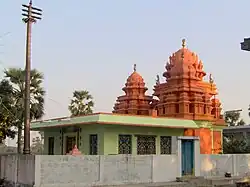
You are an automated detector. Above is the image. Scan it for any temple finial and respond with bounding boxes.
[156,75,160,85]
[133,64,136,72]
[182,39,186,48]
[29,0,33,5]
[209,73,214,84]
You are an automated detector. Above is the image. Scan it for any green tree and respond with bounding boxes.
[223,110,249,153]
[0,80,16,143]
[69,90,94,117]
[224,111,245,126]
[4,68,45,153]
[223,134,250,153]
[31,136,43,154]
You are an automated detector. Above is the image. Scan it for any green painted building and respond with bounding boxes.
[31,113,199,155]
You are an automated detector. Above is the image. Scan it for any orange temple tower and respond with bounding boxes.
[113,64,153,115]
[153,39,223,122]
[153,39,225,154]
[113,39,225,154]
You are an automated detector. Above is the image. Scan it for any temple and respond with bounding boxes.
[113,64,153,115]
[31,39,226,162]
[112,39,225,154]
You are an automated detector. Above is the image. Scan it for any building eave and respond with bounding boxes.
[31,112,199,130]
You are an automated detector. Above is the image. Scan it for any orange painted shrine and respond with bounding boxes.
[113,64,153,115]
[113,39,226,154]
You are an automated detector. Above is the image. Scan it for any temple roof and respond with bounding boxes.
[126,71,144,84]
[123,64,147,90]
[172,39,198,65]
[113,64,152,115]
[125,64,145,87]
[163,39,206,81]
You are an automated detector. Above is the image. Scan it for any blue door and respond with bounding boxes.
[181,139,194,176]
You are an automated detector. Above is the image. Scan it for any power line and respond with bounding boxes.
[0,32,11,40]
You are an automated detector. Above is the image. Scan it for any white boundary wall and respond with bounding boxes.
[200,154,250,177]
[0,155,35,187]
[36,155,178,187]
[0,155,178,187]
[2,154,250,187]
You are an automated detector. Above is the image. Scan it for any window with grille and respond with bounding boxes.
[136,135,156,155]
[89,134,98,155]
[160,136,172,154]
[118,135,132,154]
[48,137,54,155]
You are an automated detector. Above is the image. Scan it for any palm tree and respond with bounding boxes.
[69,90,94,117]
[4,68,45,153]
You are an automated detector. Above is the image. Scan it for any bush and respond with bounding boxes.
[0,178,13,187]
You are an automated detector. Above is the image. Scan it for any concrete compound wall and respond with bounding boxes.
[0,154,178,187]
[35,155,178,187]
[200,154,250,177]
[2,154,250,187]
[0,155,35,187]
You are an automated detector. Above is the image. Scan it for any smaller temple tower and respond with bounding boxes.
[113,64,153,115]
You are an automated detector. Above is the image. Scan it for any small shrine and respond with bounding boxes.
[113,64,153,115]
[67,145,82,156]
[112,39,225,154]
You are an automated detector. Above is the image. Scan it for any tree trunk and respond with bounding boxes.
[17,125,22,154]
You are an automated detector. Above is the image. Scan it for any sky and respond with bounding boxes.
[1,0,250,137]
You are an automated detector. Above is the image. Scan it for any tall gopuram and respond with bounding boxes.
[153,39,225,154]
[113,64,153,115]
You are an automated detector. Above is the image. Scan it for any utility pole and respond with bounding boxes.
[22,0,42,154]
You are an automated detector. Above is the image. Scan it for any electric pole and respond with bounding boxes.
[22,0,42,154]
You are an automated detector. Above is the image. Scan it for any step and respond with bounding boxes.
[176,176,205,182]
[176,176,242,187]
[214,185,236,187]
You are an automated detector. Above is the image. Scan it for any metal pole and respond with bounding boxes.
[22,0,42,154]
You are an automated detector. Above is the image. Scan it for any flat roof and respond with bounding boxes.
[223,125,250,132]
[31,113,199,130]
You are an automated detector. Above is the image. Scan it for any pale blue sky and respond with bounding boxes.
[1,0,250,123]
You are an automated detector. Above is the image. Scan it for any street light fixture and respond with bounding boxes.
[240,38,250,51]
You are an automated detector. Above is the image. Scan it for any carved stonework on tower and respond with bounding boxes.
[153,39,224,123]
[113,64,153,115]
